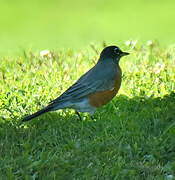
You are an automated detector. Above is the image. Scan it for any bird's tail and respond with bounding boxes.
[22,105,53,122]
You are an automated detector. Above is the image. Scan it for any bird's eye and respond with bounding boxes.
[114,48,120,54]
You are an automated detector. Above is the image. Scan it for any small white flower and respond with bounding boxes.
[155,63,161,68]
[147,40,153,46]
[153,63,165,74]
[155,69,161,74]
[40,50,52,58]
[125,40,131,46]
[155,78,159,83]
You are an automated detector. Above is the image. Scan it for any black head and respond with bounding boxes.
[100,46,129,61]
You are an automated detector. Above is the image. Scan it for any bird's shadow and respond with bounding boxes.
[0,92,175,174]
[0,92,175,136]
[1,91,174,139]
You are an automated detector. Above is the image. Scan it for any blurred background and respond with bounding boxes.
[0,0,175,55]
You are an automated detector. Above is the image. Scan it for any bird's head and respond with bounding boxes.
[100,46,129,62]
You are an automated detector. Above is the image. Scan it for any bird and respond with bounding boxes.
[22,46,129,122]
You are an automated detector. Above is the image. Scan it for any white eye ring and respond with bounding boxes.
[114,48,120,54]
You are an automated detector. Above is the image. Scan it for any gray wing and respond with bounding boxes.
[51,61,117,104]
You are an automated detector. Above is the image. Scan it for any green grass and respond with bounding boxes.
[0,41,175,179]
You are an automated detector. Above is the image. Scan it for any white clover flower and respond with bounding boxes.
[153,62,165,74]
[125,40,131,46]
[40,50,52,58]
[147,40,153,47]
[155,78,159,83]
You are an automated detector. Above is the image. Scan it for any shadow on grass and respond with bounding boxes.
[0,91,175,153]
[0,91,174,178]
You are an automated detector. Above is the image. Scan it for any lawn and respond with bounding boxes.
[0,0,175,179]
[0,41,175,179]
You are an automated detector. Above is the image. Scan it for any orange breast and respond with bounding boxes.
[89,66,122,108]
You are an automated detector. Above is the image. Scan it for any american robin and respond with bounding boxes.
[22,46,129,122]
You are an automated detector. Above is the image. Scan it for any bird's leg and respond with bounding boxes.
[89,111,96,121]
[75,111,82,120]
[90,113,97,121]
[90,115,95,120]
